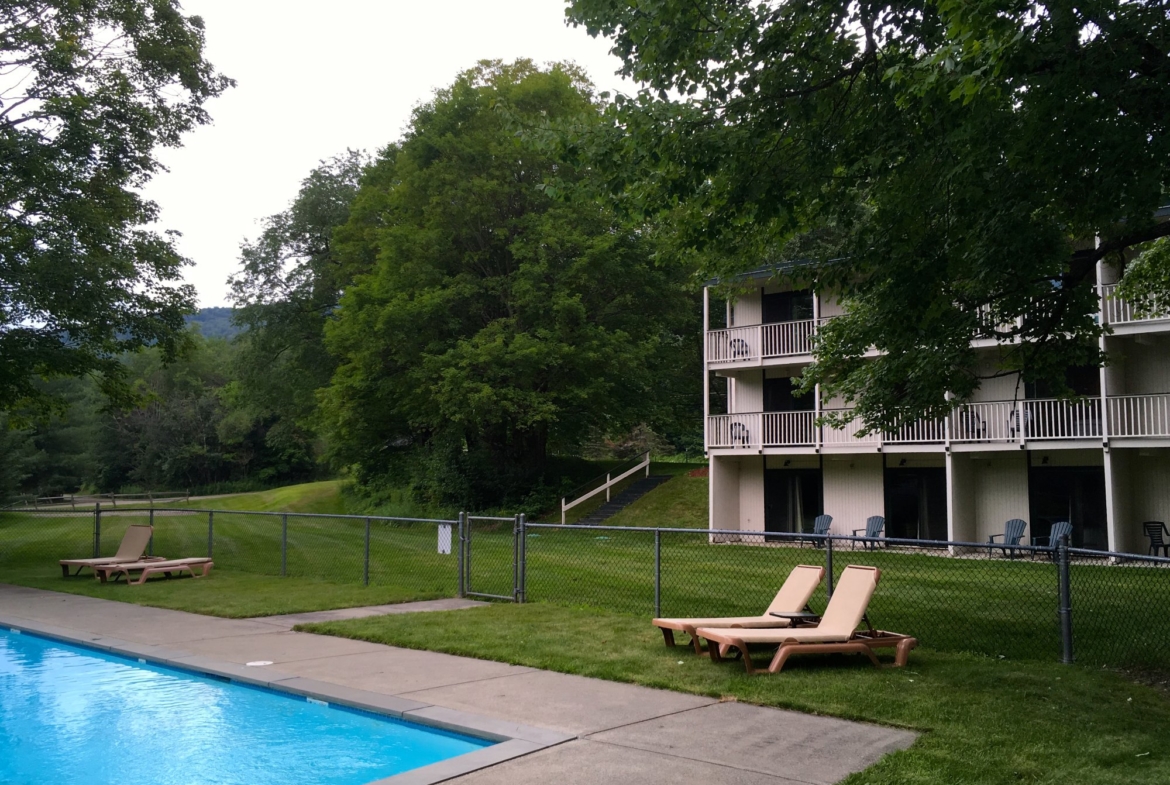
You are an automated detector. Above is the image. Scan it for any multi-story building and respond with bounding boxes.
[703,256,1170,555]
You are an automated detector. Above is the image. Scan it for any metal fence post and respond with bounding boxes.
[207,511,214,559]
[457,512,466,598]
[513,514,521,601]
[465,513,473,594]
[148,508,154,557]
[825,535,834,599]
[1058,534,1074,664]
[518,513,527,603]
[281,514,288,577]
[364,517,371,586]
[654,529,662,618]
[93,502,101,558]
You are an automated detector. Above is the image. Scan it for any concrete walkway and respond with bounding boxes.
[0,584,915,784]
[256,598,489,629]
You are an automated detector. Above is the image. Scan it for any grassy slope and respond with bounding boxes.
[601,468,708,528]
[303,603,1170,785]
[177,480,350,514]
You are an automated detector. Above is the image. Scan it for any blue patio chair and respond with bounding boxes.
[802,514,833,548]
[851,515,886,550]
[988,518,1027,559]
[1031,520,1072,561]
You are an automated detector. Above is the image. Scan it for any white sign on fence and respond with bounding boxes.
[437,523,452,555]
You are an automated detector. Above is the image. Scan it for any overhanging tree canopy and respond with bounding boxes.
[0,0,232,417]
[567,0,1170,430]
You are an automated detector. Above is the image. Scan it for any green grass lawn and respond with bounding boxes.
[302,602,1170,785]
[177,480,351,514]
[3,504,1169,666]
[601,468,708,528]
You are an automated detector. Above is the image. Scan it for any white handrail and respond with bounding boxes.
[561,453,652,523]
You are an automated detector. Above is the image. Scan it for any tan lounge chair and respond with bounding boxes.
[696,565,917,674]
[653,564,825,653]
[59,525,165,576]
[95,557,214,585]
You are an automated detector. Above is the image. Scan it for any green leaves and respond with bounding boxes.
[0,1,233,416]
[568,0,1170,430]
[319,61,696,508]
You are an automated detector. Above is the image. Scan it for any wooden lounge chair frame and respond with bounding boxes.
[59,525,166,576]
[696,565,918,674]
[95,558,214,585]
[653,565,825,654]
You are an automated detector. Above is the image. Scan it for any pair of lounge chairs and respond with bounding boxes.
[653,564,917,674]
[59,525,213,585]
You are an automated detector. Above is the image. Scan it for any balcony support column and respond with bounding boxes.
[703,287,710,454]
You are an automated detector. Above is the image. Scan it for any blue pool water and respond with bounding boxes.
[0,628,490,785]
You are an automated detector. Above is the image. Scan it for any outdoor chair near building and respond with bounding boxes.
[695,565,918,675]
[652,565,825,654]
[988,519,1028,559]
[58,525,164,577]
[1031,520,1072,561]
[1144,521,1170,557]
[729,337,752,359]
[801,514,833,548]
[851,516,886,550]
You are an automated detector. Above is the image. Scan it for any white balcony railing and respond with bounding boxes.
[1108,394,1170,438]
[707,412,816,449]
[707,397,1134,450]
[1101,284,1170,324]
[706,319,821,364]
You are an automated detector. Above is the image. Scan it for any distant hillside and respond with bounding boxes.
[186,307,243,340]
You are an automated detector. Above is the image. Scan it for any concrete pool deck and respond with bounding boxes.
[0,584,916,784]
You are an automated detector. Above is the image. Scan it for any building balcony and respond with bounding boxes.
[706,394,1170,451]
[1099,284,1168,327]
[707,288,1170,371]
[704,319,823,367]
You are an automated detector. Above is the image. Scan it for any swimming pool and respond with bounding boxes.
[0,628,491,784]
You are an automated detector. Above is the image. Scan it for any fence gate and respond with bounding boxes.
[461,514,523,602]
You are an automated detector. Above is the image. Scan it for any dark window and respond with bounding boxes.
[762,290,814,324]
[1028,465,1107,549]
[764,465,824,535]
[883,467,948,540]
[764,376,814,412]
[1026,365,1101,398]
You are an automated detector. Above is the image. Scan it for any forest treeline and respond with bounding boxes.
[1,62,703,510]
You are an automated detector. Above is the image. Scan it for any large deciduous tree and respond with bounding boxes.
[0,1,232,416]
[321,60,695,508]
[567,0,1170,430]
[227,151,366,470]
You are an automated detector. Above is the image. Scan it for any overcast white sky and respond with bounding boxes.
[143,1,632,307]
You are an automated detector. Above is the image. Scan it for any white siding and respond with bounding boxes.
[765,455,820,470]
[1105,449,1132,552]
[821,454,884,534]
[1029,449,1103,468]
[731,288,762,327]
[739,457,766,532]
[709,456,741,531]
[1124,448,1170,552]
[968,452,1030,541]
[947,452,976,541]
[731,370,764,414]
[819,293,846,318]
[970,354,1021,402]
[1121,337,1170,395]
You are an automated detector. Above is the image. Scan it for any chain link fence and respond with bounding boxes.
[2,508,1168,670]
[0,507,462,599]
[521,524,1170,670]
